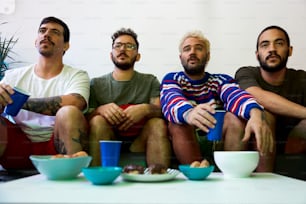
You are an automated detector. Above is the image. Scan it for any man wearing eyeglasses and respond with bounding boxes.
[88,28,171,167]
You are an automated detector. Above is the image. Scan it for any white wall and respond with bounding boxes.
[1,0,306,81]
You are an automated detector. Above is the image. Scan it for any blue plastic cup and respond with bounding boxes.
[207,110,226,141]
[100,140,122,167]
[4,87,30,116]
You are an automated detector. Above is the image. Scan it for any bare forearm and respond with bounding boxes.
[144,104,163,118]
[261,94,306,118]
[23,94,86,116]
[246,87,306,119]
[23,96,61,115]
[146,97,163,118]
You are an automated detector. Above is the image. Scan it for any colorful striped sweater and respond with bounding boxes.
[160,71,263,124]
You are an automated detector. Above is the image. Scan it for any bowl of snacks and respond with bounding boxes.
[30,151,92,180]
[214,151,259,178]
[179,159,214,180]
[82,166,122,185]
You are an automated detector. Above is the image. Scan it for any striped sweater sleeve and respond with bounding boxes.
[220,82,263,120]
[160,73,193,124]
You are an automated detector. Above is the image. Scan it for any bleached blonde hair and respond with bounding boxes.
[178,30,210,54]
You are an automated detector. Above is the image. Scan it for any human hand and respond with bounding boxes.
[0,83,14,107]
[242,109,274,155]
[118,104,147,131]
[185,103,216,132]
[96,103,126,125]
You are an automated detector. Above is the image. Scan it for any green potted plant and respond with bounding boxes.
[0,22,18,81]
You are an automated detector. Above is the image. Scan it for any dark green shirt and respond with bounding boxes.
[235,66,306,146]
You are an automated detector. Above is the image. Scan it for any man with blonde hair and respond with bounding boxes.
[160,30,273,171]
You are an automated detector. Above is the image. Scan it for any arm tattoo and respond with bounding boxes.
[54,136,66,154]
[23,96,62,116]
[54,129,88,154]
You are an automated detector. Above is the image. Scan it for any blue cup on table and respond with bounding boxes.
[207,110,225,141]
[4,87,30,117]
[100,140,122,167]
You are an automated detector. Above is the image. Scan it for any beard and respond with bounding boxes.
[258,51,289,73]
[37,38,56,57]
[39,49,53,57]
[182,56,208,76]
[111,54,137,70]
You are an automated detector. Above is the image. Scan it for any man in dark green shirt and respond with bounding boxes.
[235,25,306,171]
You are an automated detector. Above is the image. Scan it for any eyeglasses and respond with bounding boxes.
[113,43,137,51]
[38,27,62,36]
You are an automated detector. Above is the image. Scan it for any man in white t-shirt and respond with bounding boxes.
[0,16,90,169]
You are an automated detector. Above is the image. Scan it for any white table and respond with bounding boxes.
[0,172,305,204]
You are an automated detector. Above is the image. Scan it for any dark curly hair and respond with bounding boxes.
[111,28,139,50]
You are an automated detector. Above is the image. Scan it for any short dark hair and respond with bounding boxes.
[111,28,139,49]
[256,25,290,51]
[39,16,70,43]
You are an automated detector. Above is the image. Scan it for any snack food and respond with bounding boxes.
[147,164,167,174]
[200,159,210,167]
[50,154,67,159]
[190,159,210,168]
[190,161,201,167]
[123,164,145,174]
[71,151,88,157]
[50,151,88,159]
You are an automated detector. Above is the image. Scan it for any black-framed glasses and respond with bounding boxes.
[113,42,137,51]
[38,27,62,36]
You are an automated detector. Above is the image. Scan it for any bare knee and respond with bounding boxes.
[89,115,113,141]
[223,112,246,150]
[89,114,106,128]
[168,123,194,139]
[56,105,84,123]
[145,118,167,139]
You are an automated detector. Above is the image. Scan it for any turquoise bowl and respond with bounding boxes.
[179,165,214,180]
[30,155,92,180]
[82,166,122,185]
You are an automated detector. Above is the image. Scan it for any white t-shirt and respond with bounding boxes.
[1,64,90,142]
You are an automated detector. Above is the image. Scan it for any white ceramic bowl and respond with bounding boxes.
[214,151,259,178]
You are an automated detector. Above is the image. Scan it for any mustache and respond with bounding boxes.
[117,53,128,58]
[266,53,281,60]
[188,56,199,62]
[40,38,54,45]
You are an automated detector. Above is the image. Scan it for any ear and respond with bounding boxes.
[35,39,38,48]
[136,53,141,62]
[288,46,293,57]
[206,52,210,62]
[255,50,259,61]
[64,42,70,52]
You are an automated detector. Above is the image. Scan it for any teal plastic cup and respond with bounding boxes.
[4,87,30,116]
[100,140,122,167]
[207,110,226,141]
